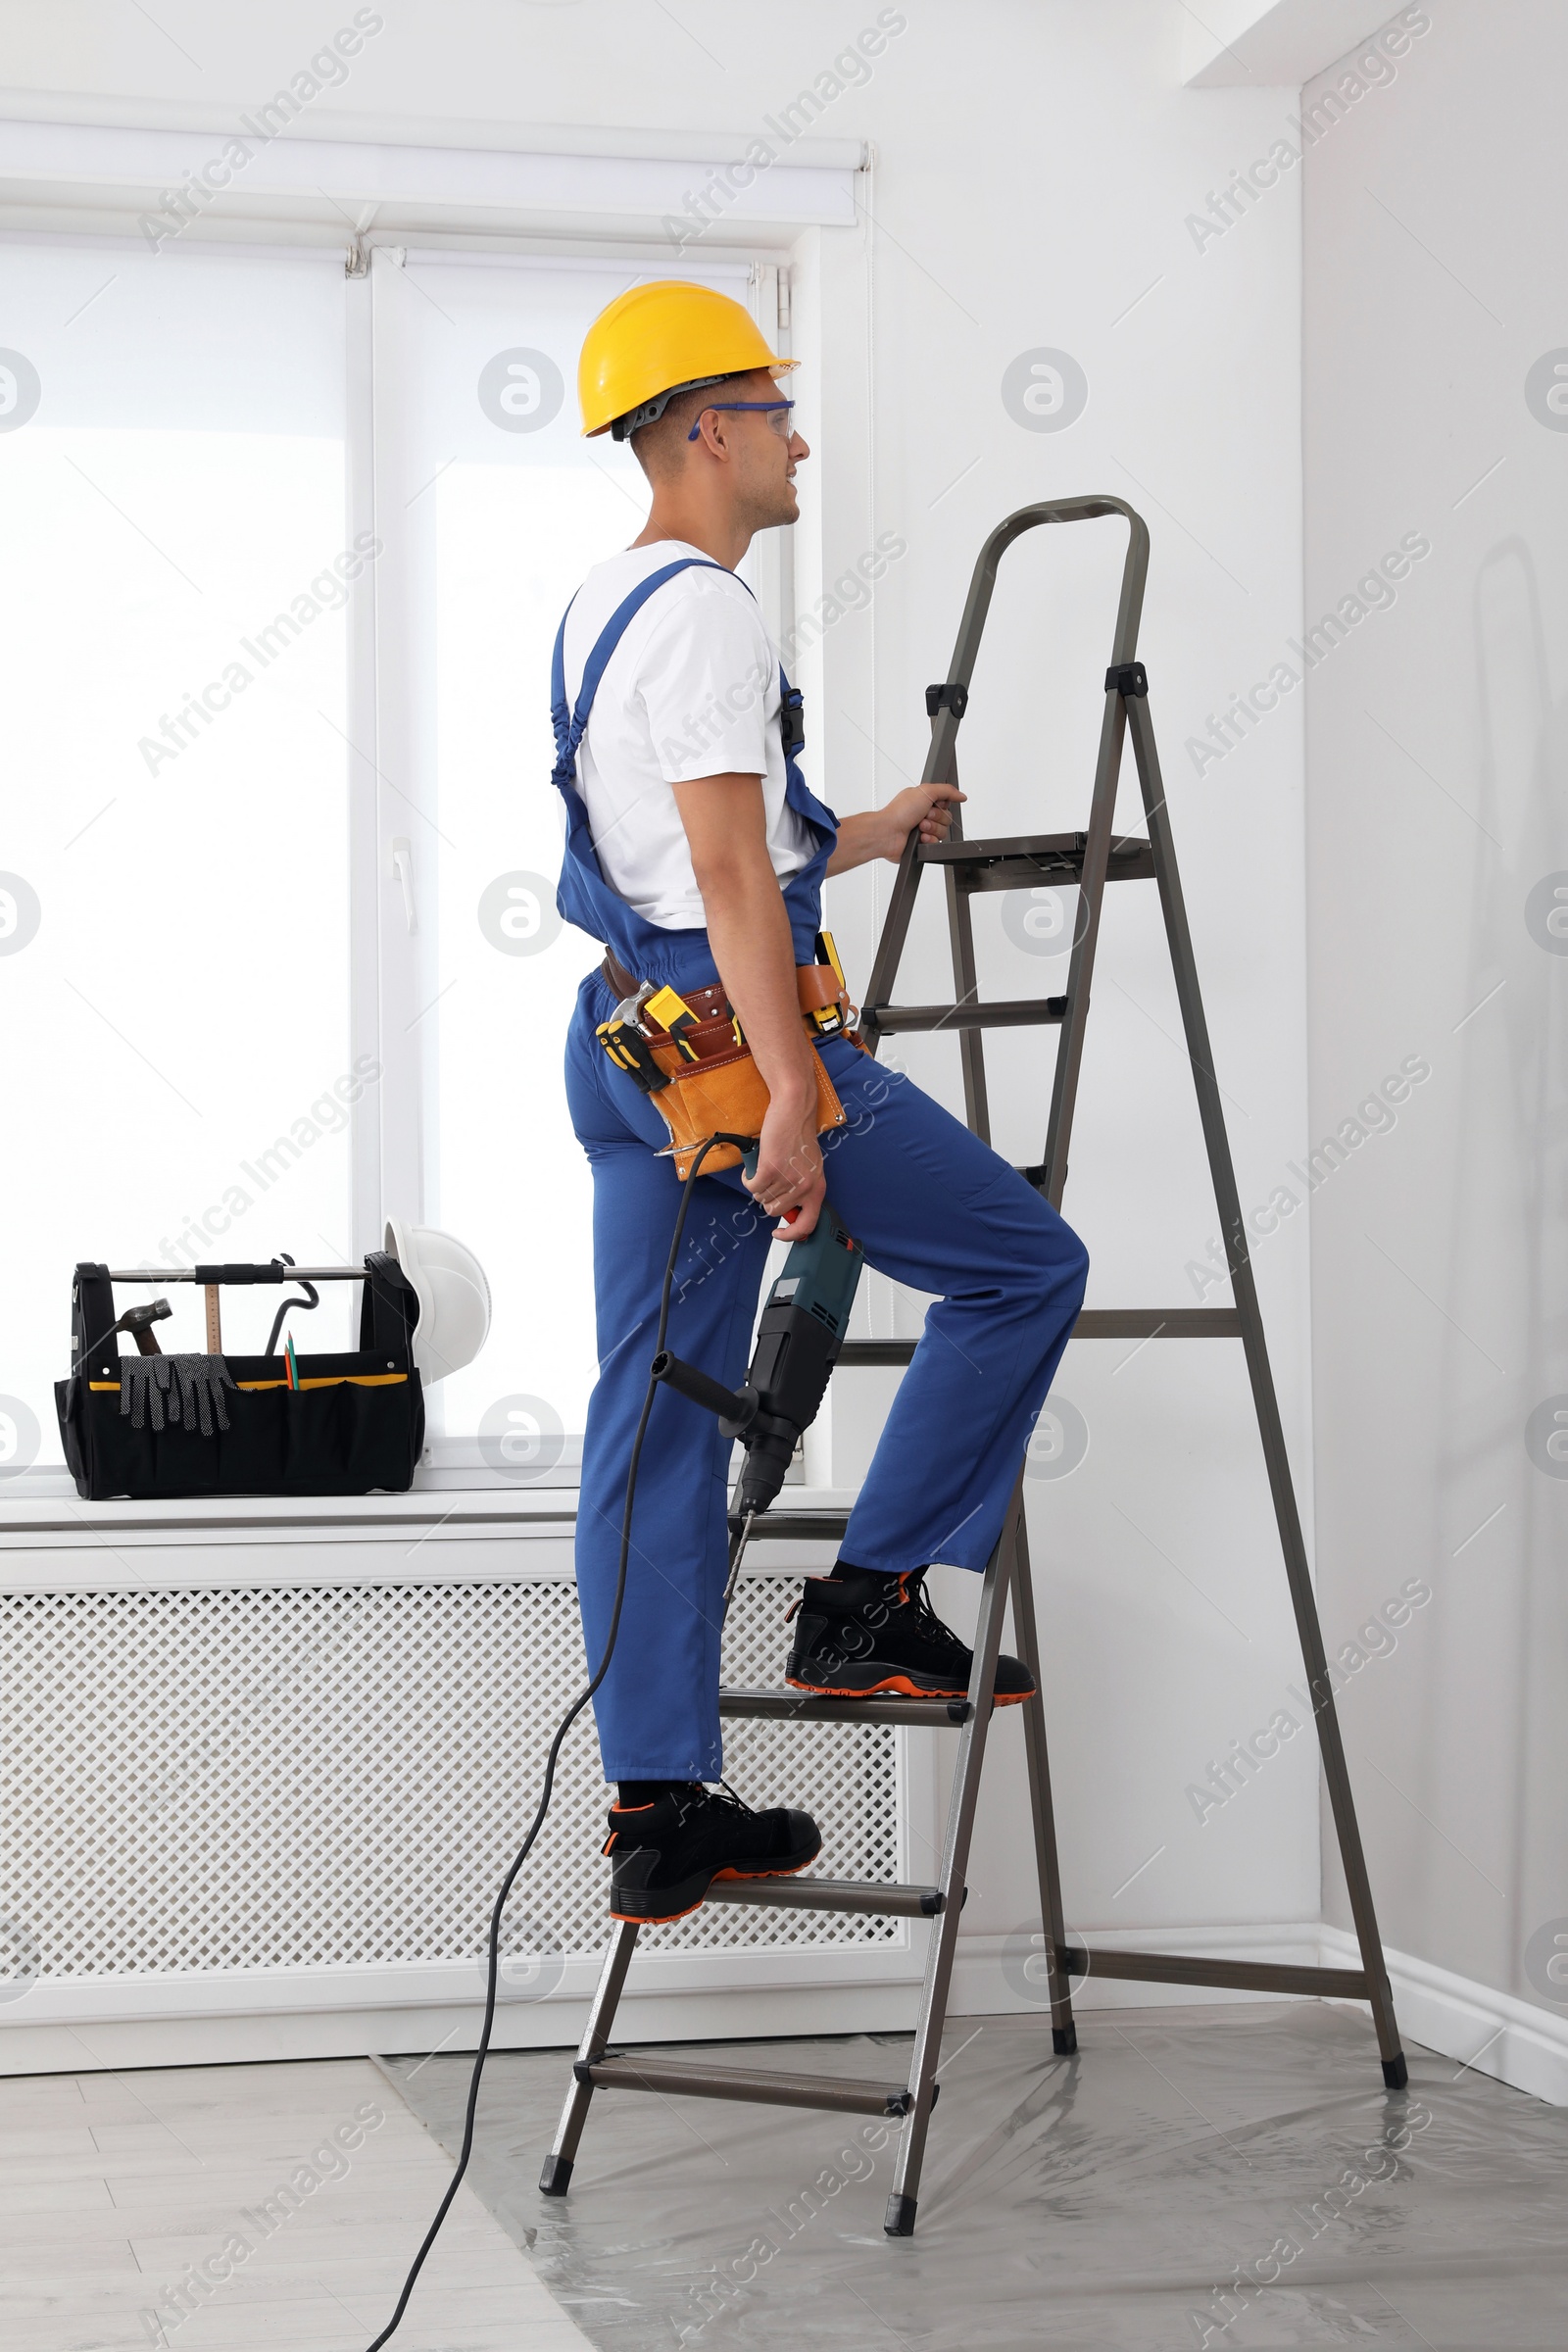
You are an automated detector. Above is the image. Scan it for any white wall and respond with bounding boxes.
[1302,0,1568,2058]
[792,1,1320,1968]
[2,1,1327,2024]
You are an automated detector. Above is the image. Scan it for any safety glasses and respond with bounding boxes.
[687,398,796,441]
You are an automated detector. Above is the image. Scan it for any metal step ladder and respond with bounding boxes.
[540,495,1406,2239]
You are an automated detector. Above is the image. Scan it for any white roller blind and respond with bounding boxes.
[369,250,767,1455]
[0,240,354,1464]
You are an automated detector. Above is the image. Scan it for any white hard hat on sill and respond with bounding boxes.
[383,1218,492,1384]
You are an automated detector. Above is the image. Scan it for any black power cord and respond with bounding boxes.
[364,1130,749,2351]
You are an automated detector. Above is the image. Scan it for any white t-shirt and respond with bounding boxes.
[560,538,814,931]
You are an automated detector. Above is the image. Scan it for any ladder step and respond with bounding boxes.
[719,1685,970,1727]
[838,1312,1243,1363]
[1062,1946,1370,1999]
[727,1509,851,1539]
[919,830,1154,891]
[873,997,1067,1034]
[707,1875,944,1917]
[576,2054,924,2119]
[1074,1308,1244,1339]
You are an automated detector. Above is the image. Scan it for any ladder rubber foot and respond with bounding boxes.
[1052,2023,1078,2055]
[884,2192,917,2237]
[538,2153,574,2196]
[1382,2052,1408,2090]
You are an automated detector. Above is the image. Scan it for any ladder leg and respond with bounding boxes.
[860,831,924,1054]
[1040,688,1129,1204]
[1008,1509,1077,2053]
[886,1500,1018,2235]
[539,1917,640,2193]
[1242,1317,1407,2082]
[1126,693,1405,2085]
[941,778,993,1144]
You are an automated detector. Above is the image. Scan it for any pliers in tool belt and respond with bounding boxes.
[596,980,671,1096]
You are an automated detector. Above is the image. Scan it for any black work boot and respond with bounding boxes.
[603,1783,821,1924]
[786,1564,1037,1705]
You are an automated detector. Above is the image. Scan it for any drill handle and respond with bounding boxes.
[651,1350,759,1433]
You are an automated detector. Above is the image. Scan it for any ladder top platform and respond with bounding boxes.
[920,830,1154,886]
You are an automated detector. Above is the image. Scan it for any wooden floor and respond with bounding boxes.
[0,2054,590,2352]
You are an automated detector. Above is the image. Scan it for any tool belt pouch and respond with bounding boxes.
[55,1257,426,1500]
[650,1039,847,1180]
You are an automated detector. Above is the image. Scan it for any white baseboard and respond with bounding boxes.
[0,1978,925,2078]
[0,1922,1318,2077]
[7,1921,1565,2109]
[1319,1926,1568,2107]
[0,1943,924,2075]
[1,1921,1286,2076]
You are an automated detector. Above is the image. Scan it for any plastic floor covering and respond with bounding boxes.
[380,2000,1568,2350]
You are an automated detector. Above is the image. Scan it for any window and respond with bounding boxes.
[1,236,786,1485]
[2,240,355,1467]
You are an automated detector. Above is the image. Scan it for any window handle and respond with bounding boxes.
[390,837,416,934]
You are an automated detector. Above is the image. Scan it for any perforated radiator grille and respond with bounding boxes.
[0,1576,901,1984]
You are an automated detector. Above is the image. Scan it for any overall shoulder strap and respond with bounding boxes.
[551,556,727,784]
[778,664,805,758]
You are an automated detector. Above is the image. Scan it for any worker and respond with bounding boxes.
[556,281,1089,1927]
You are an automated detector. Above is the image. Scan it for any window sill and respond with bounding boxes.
[0,1477,859,1590]
[0,1483,575,1541]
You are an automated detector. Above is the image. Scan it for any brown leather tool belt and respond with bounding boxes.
[600,951,850,1059]
[598,948,862,1179]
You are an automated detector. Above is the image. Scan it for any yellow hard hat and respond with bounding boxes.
[578,279,795,440]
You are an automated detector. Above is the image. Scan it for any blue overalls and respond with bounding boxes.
[553,558,1089,1783]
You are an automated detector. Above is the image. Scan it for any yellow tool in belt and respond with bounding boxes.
[803,930,849,1039]
[642,984,703,1062]
[596,979,670,1096]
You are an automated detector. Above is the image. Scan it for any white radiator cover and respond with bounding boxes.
[1,1559,913,2063]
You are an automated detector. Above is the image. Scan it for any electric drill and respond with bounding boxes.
[652,1177,866,1518]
